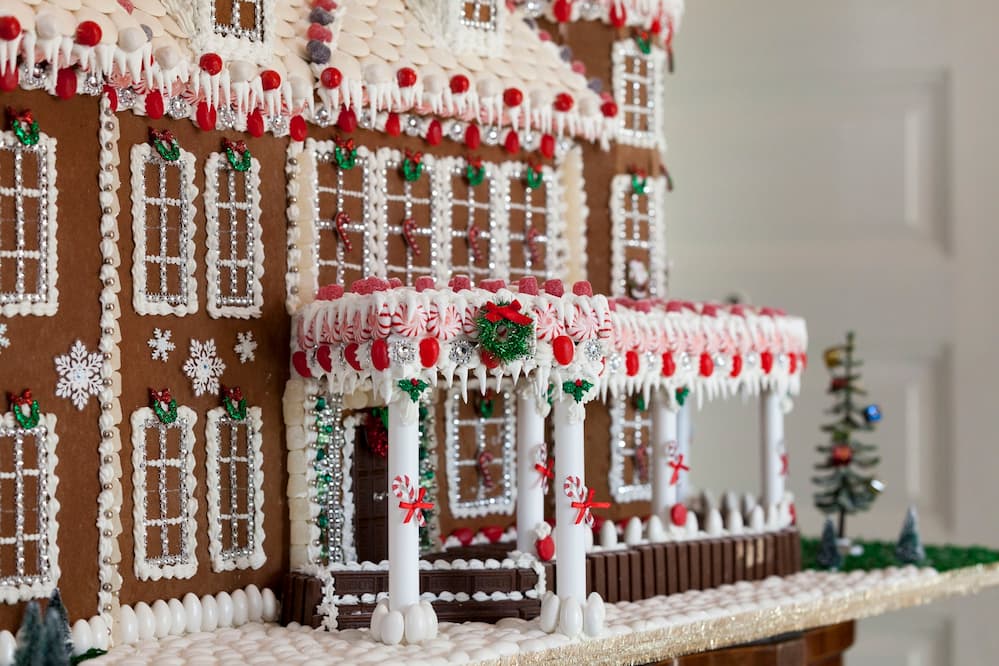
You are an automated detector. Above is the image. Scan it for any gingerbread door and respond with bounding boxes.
[353,415,388,563]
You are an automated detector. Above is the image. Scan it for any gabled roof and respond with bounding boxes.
[0,0,612,143]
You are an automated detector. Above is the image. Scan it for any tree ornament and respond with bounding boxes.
[6,108,39,147]
[668,453,689,485]
[222,386,247,421]
[816,518,843,570]
[562,378,593,403]
[393,474,433,525]
[8,390,40,430]
[564,476,610,525]
[476,301,535,364]
[149,128,180,161]
[675,386,690,406]
[525,163,544,189]
[200,52,223,75]
[333,136,357,170]
[823,347,843,368]
[476,449,495,489]
[149,388,178,425]
[401,149,423,181]
[196,101,217,131]
[465,156,486,186]
[223,139,252,172]
[398,378,430,402]
[863,404,882,423]
[260,70,281,91]
[320,67,342,88]
[895,505,926,565]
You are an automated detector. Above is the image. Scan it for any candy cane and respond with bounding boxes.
[335,211,353,252]
[467,225,483,264]
[476,450,495,489]
[402,218,422,256]
[563,476,609,527]
[392,474,432,526]
[526,227,541,265]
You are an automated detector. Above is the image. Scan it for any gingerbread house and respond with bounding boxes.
[0,0,807,650]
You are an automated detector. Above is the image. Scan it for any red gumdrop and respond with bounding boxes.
[344,343,362,371]
[788,352,798,374]
[0,16,21,41]
[761,351,774,374]
[539,134,555,159]
[535,535,555,562]
[481,525,505,543]
[55,68,77,100]
[307,23,332,42]
[553,92,574,112]
[396,67,417,88]
[609,3,626,27]
[503,87,523,107]
[452,527,475,547]
[199,52,223,75]
[292,351,312,378]
[246,109,265,137]
[481,350,500,370]
[290,115,308,141]
[196,101,216,131]
[316,345,333,373]
[385,112,401,136]
[552,0,572,22]
[426,119,442,146]
[75,20,102,47]
[320,67,342,88]
[553,335,574,366]
[661,351,676,377]
[699,352,714,377]
[730,353,743,378]
[450,74,470,94]
[103,85,118,111]
[503,130,520,154]
[670,503,688,527]
[337,106,357,132]
[419,338,440,368]
[465,123,481,149]
[371,339,390,371]
[0,64,17,92]
[260,69,281,91]
[626,350,640,377]
[145,90,164,119]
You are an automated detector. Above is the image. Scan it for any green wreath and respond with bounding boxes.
[525,166,544,190]
[153,398,178,424]
[224,143,252,172]
[152,132,180,162]
[466,164,486,187]
[476,301,535,364]
[402,156,423,182]
[334,144,357,170]
[13,119,39,147]
[10,395,40,430]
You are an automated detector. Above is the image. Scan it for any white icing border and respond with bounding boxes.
[204,151,265,319]
[0,412,60,604]
[0,130,59,317]
[609,174,668,298]
[130,406,199,581]
[205,406,266,572]
[612,40,668,151]
[130,143,199,317]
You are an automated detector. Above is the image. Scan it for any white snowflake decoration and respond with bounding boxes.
[183,339,226,397]
[0,324,9,355]
[55,340,103,410]
[234,331,257,364]
[147,328,176,362]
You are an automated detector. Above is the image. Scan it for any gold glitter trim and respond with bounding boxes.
[481,564,999,665]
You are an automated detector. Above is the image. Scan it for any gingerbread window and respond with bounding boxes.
[313,143,374,289]
[461,0,498,31]
[378,150,439,286]
[0,413,60,603]
[608,394,653,503]
[130,406,199,581]
[447,159,499,280]
[0,130,58,317]
[204,151,264,318]
[130,143,198,316]
[206,406,265,572]
[612,40,667,149]
[609,174,667,298]
[212,0,266,42]
[503,162,562,282]
[444,383,517,518]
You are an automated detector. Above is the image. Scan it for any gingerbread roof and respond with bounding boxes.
[0,0,616,143]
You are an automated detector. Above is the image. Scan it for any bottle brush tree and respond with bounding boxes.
[895,505,926,565]
[813,331,884,539]
[816,517,843,570]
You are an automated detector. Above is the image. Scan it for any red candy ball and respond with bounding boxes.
[601,100,619,117]
[450,74,470,94]
[320,67,342,88]
[554,92,574,112]
[553,0,572,22]
[670,504,688,527]
[397,67,417,88]
[553,335,574,366]
[503,87,523,107]
[0,16,21,41]
[199,52,223,75]
[75,20,102,47]
[260,70,281,91]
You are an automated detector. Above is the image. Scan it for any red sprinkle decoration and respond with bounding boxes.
[699,352,714,377]
[601,100,619,117]
[260,70,281,91]
[290,115,308,141]
[336,106,357,132]
[553,92,574,112]
[385,112,401,136]
[661,351,676,377]
[196,102,216,131]
[0,16,21,41]
[626,350,640,376]
[553,335,574,366]
[465,123,481,149]
[320,67,342,88]
[75,20,102,46]
[371,339,390,371]
[450,74,470,94]
[539,134,555,159]
[199,52,223,75]
[55,68,77,100]
[419,338,440,367]
[246,108,265,137]
[426,118,443,146]
[503,87,523,107]
[145,90,164,119]
[397,67,417,88]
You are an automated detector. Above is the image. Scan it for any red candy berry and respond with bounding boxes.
[371,339,390,371]
[626,350,640,377]
[397,67,417,88]
[246,108,265,137]
[450,74,470,94]
[385,112,401,136]
[426,119,443,146]
[145,90,164,119]
[503,87,523,107]
[761,351,774,374]
[661,351,676,377]
[601,100,619,117]
[730,353,743,378]
[503,130,520,154]
[465,123,481,149]
[55,68,77,100]
[419,338,439,367]
[337,106,357,133]
[75,20,102,47]
[552,0,572,22]
[320,67,342,88]
[0,16,21,41]
[553,335,574,366]
[290,115,308,141]
[196,102,216,131]
[539,134,555,159]
[553,92,574,112]
[699,352,714,377]
[260,70,281,91]
[670,503,688,527]
[199,52,223,75]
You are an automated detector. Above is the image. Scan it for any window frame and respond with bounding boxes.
[440,157,505,280]
[609,174,667,298]
[612,39,667,149]
[501,161,566,282]
[608,393,653,503]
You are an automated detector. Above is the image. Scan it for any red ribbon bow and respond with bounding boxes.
[149,388,172,405]
[570,487,610,525]
[223,138,248,154]
[483,300,532,326]
[149,128,175,144]
[8,389,32,406]
[534,458,554,493]
[5,107,33,129]
[335,136,355,151]
[399,487,434,525]
[405,149,423,164]
[669,454,689,485]
[224,386,243,402]
[467,154,483,168]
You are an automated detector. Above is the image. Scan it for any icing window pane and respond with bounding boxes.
[0,132,58,316]
[444,382,517,518]
[206,407,265,571]
[380,154,438,286]
[613,40,666,149]
[609,174,666,298]
[505,163,556,282]
[213,0,265,41]
[130,407,198,581]
[461,0,498,30]
[0,415,60,603]
[205,153,264,318]
[448,160,497,279]
[314,145,373,288]
[608,394,653,503]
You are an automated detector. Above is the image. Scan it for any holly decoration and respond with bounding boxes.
[398,378,430,402]
[632,394,646,412]
[465,157,486,186]
[525,164,543,190]
[675,386,690,406]
[150,128,180,162]
[562,379,593,403]
[334,137,357,170]
[474,390,496,419]
[149,388,178,425]
[365,407,389,458]
[223,139,252,172]
[8,390,40,430]
[222,386,247,421]
[813,331,883,538]
[476,301,534,364]
[6,107,39,147]
[634,30,653,55]
[401,150,423,182]
[630,168,648,195]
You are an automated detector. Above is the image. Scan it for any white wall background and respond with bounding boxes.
[662,1,999,663]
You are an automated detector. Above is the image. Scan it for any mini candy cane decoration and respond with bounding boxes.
[402,218,422,256]
[392,474,433,526]
[668,453,689,486]
[526,227,542,265]
[534,448,554,494]
[634,441,650,484]
[334,211,353,252]
[564,476,610,526]
[467,225,483,264]
[476,449,495,490]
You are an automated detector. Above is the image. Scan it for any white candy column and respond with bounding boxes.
[387,398,420,612]
[760,389,785,508]
[516,390,547,554]
[676,401,692,502]
[650,391,678,521]
[553,398,586,603]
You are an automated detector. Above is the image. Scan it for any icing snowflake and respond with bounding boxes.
[183,339,226,397]
[234,331,257,364]
[147,328,176,362]
[55,340,103,410]
[0,323,8,355]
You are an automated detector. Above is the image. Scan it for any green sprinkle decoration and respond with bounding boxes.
[562,379,594,403]
[399,378,430,402]
[476,301,535,364]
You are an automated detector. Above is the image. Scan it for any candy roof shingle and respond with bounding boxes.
[0,0,613,142]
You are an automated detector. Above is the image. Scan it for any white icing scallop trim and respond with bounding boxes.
[130,143,199,316]
[205,406,266,572]
[130,406,199,581]
[204,152,265,319]
[0,412,60,604]
[0,130,59,317]
[96,94,124,630]
[612,40,668,151]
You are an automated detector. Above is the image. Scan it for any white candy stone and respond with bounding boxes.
[134,602,156,641]
[726,508,744,533]
[261,588,279,621]
[686,512,700,536]
[154,46,180,70]
[152,600,172,638]
[34,15,61,41]
[405,603,427,644]
[742,492,758,516]
[624,517,643,545]
[599,520,618,547]
[583,524,594,550]
[420,600,438,640]
[723,491,739,514]
[380,610,405,646]
[245,585,264,622]
[118,27,147,53]
[183,593,202,634]
[230,60,256,83]
[115,605,139,645]
[539,592,560,633]
[0,631,14,665]
[558,596,582,638]
[200,594,219,632]
[370,599,390,642]
[706,508,724,535]
[749,505,766,531]
[646,515,666,542]
[232,589,249,626]
[583,593,605,637]
[70,620,93,656]
[217,592,234,627]
[89,615,109,650]
[168,599,186,635]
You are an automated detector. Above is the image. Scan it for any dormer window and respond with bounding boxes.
[410,0,503,54]
[461,0,498,31]
[213,0,266,41]
[195,0,274,62]
[612,39,667,149]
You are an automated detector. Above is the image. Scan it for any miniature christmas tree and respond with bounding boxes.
[45,589,73,660]
[813,331,883,538]
[816,517,843,570]
[13,601,44,666]
[41,602,71,665]
[895,506,926,565]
